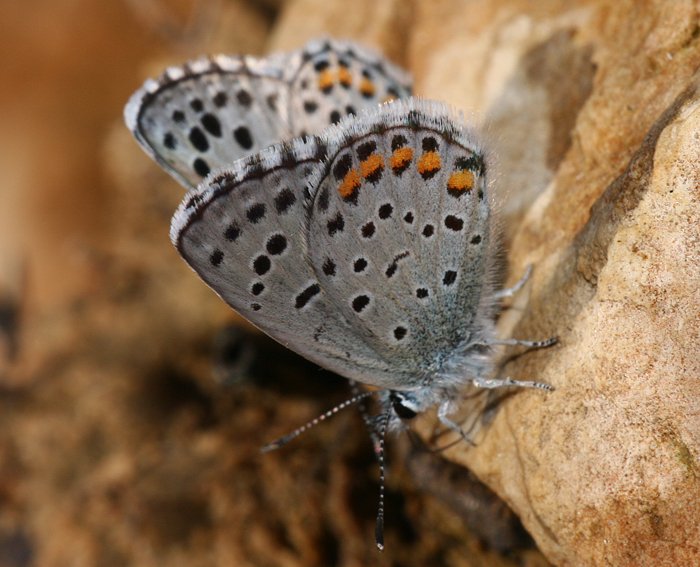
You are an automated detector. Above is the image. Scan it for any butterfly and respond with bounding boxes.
[125,39,556,550]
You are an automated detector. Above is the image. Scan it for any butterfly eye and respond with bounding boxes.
[390,392,418,420]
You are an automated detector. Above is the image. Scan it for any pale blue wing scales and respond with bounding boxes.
[125,55,292,190]
[170,138,396,383]
[306,99,494,390]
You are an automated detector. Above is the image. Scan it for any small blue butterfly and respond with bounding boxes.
[126,39,556,550]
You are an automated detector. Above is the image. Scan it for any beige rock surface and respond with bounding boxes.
[460,82,700,566]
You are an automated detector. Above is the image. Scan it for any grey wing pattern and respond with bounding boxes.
[170,137,400,386]
[286,38,412,135]
[305,99,496,390]
[125,55,292,190]
[124,39,412,192]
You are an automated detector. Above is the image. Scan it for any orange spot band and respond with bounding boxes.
[447,170,475,192]
[338,169,361,198]
[359,78,375,97]
[417,151,441,175]
[338,67,352,87]
[360,154,384,178]
[318,70,334,90]
[390,147,413,169]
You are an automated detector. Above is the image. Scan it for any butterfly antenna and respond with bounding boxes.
[374,410,391,551]
[261,390,374,453]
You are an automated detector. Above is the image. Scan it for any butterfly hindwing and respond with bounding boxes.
[286,38,412,135]
[305,99,494,390]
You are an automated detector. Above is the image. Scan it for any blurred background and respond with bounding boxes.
[0,1,576,565]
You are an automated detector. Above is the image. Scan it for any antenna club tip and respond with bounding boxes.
[375,515,385,551]
[260,432,297,453]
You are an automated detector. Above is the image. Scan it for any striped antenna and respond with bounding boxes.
[261,390,375,453]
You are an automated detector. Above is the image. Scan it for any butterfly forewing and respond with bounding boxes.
[306,99,493,389]
[171,138,397,383]
[125,55,292,190]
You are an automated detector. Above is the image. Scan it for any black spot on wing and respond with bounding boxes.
[353,258,368,273]
[236,90,252,107]
[213,92,227,107]
[295,283,320,309]
[275,189,296,214]
[352,294,370,313]
[201,114,222,137]
[333,154,353,181]
[323,258,336,276]
[234,126,253,150]
[224,223,240,241]
[378,203,393,220]
[357,141,377,161]
[163,132,176,150]
[266,234,287,255]
[193,158,210,177]
[210,249,223,266]
[327,212,344,236]
[189,127,209,152]
[444,215,464,231]
[253,255,271,275]
[246,203,265,224]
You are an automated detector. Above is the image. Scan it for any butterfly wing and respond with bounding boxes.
[125,54,292,190]
[125,40,411,192]
[305,99,497,390]
[170,138,400,381]
[286,38,412,135]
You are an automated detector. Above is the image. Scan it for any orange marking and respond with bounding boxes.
[338,169,361,198]
[359,78,375,97]
[360,154,384,178]
[390,147,413,170]
[338,67,352,87]
[381,94,397,103]
[417,151,441,175]
[447,170,475,192]
[318,70,334,90]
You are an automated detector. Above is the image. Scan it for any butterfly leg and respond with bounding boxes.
[493,264,533,300]
[437,401,476,446]
[487,336,558,349]
[471,375,554,391]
